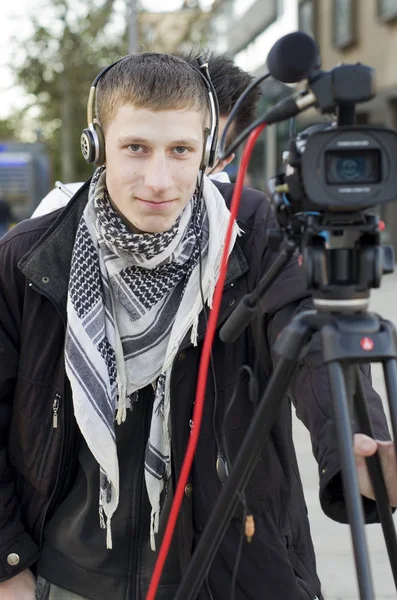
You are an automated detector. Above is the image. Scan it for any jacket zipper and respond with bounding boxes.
[37,393,62,479]
[52,393,61,428]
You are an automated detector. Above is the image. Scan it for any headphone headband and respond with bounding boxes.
[81,55,219,169]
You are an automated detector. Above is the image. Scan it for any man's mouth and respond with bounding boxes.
[137,197,176,207]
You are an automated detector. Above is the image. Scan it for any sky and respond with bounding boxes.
[0,0,199,119]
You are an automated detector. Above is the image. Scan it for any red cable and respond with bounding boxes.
[146,123,267,600]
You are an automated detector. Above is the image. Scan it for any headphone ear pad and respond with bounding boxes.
[93,122,106,166]
[80,128,96,164]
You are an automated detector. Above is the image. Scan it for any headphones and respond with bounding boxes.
[80,55,219,171]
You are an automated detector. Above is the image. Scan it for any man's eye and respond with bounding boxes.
[173,146,189,155]
[129,144,144,153]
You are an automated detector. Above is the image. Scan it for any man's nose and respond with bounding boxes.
[144,153,173,194]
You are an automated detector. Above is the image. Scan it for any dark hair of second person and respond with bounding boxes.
[182,51,261,144]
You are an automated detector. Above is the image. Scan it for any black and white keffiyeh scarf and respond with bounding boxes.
[65,166,240,550]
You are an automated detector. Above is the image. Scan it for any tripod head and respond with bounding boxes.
[268,188,395,313]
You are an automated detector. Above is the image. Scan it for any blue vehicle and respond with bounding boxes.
[0,198,14,237]
[0,142,51,221]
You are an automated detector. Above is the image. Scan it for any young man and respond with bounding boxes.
[31,53,260,218]
[0,53,396,600]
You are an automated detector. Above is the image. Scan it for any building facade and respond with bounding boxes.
[211,0,299,189]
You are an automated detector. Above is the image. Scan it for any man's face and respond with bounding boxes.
[105,104,204,233]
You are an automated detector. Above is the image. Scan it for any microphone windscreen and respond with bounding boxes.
[267,31,320,84]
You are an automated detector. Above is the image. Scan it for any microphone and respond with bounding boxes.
[267,31,320,84]
[262,32,321,125]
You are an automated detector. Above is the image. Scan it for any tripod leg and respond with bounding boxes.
[354,365,397,590]
[327,361,375,600]
[383,358,397,448]
[174,316,313,600]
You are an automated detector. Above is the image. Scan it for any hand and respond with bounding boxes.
[0,569,36,600]
[354,433,397,507]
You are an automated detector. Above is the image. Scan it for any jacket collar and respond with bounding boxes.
[18,179,91,314]
[19,180,249,322]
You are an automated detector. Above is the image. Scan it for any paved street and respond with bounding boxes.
[293,270,397,600]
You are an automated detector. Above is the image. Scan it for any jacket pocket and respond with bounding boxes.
[295,574,319,600]
[37,393,61,479]
[10,379,63,495]
[284,533,320,600]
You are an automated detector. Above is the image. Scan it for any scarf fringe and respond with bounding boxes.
[207,277,215,309]
[106,518,113,549]
[99,502,114,549]
[116,377,128,425]
[190,315,199,346]
[116,401,127,425]
[150,509,160,551]
[99,504,106,529]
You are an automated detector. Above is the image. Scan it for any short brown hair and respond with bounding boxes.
[96,53,209,131]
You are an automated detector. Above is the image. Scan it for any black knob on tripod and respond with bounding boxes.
[382,245,395,275]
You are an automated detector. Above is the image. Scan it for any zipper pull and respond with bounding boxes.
[52,393,61,428]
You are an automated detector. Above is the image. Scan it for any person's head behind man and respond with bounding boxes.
[96,53,211,235]
[182,52,261,173]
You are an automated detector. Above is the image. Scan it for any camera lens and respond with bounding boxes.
[326,149,380,185]
[337,157,363,180]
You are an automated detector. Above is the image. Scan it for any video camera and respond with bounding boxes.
[272,63,397,213]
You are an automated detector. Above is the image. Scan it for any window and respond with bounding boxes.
[377,0,397,22]
[332,0,357,50]
[298,0,317,39]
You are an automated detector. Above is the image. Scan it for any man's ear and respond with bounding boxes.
[220,153,235,169]
[209,153,236,175]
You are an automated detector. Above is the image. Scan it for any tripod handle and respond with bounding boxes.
[219,295,256,343]
[220,240,296,343]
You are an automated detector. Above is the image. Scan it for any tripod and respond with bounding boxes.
[174,212,397,600]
